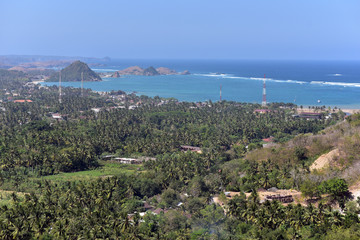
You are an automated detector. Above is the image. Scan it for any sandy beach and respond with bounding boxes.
[296,108,360,115]
[341,109,360,114]
[32,80,45,84]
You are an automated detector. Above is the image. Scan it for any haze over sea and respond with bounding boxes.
[43,60,360,108]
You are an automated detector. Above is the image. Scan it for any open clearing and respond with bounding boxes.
[0,190,28,206]
[310,148,339,172]
[37,161,144,182]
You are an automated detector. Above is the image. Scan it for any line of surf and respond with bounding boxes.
[311,81,360,88]
[195,73,306,84]
[195,73,360,88]
[193,73,234,77]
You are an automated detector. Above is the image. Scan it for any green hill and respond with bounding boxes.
[46,61,102,82]
[143,66,159,76]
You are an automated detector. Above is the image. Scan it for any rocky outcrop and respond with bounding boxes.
[156,67,177,75]
[180,70,191,75]
[111,66,190,77]
[112,72,121,78]
[143,66,159,76]
[114,66,145,76]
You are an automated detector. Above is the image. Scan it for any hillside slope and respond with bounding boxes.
[246,113,360,186]
[47,61,101,82]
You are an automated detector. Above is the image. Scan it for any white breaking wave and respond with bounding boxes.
[225,76,306,84]
[311,81,360,88]
[249,77,274,81]
[194,73,234,78]
[272,79,307,84]
[328,73,343,76]
[197,73,307,84]
[196,72,360,88]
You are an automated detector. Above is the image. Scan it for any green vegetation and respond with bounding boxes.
[0,69,29,93]
[46,60,102,82]
[0,69,29,83]
[143,66,159,75]
[38,161,142,182]
[1,69,360,239]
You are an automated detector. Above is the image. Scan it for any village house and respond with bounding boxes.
[113,158,142,164]
[266,194,294,203]
[91,108,101,113]
[152,208,170,215]
[180,145,202,153]
[14,99,33,103]
[101,155,116,161]
[254,109,272,114]
[299,112,322,120]
[51,113,62,120]
[262,136,275,143]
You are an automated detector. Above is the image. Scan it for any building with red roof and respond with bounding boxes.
[13,99,33,103]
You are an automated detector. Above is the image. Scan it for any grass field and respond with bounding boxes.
[38,161,144,182]
[0,161,144,199]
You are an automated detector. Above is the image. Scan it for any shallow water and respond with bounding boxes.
[43,59,360,108]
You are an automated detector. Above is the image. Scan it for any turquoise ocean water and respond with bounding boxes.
[43,60,360,108]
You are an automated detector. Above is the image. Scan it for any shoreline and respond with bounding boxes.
[32,80,45,84]
[297,107,360,115]
[39,79,360,110]
[340,109,360,114]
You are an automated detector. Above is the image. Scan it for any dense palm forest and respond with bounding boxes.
[1,70,360,239]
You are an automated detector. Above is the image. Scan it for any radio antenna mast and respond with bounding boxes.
[262,74,267,107]
[59,71,62,104]
[81,72,84,97]
[220,84,222,102]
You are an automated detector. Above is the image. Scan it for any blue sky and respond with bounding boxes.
[0,0,359,60]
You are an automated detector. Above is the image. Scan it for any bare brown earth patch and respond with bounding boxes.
[214,189,303,209]
[310,148,340,172]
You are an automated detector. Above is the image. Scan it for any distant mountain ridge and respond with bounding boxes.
[0,55,110,68]
[111,66,190,77]
[47,61,102,82]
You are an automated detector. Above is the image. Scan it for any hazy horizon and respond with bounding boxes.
[2,55,360,63]
[1,0,359,61]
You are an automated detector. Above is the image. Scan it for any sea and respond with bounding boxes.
[42,59,360,109]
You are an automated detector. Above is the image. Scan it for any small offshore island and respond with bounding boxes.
[111,66,190,77]
[41,60,191,81]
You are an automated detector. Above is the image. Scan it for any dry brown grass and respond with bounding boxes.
[246,119,360,187]
[215,190,304,207]
[310,149,340,172]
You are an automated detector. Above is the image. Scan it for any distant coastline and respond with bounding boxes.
[19,58,359,109]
